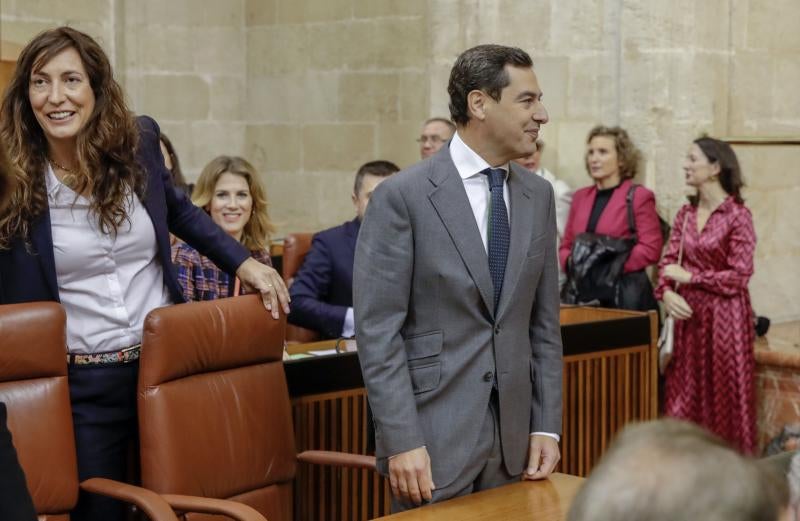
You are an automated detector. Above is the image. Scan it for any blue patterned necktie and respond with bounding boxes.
[483,167,510,311]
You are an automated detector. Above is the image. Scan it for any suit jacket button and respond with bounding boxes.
[494,325,501,335]
[483,371,493,382]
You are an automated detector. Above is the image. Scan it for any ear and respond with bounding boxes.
[351,192,358,207]
[710,161,722,177]
[467,89,489,121]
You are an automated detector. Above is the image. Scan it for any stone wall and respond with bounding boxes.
[242,0,429,230]
[2,0,799,319]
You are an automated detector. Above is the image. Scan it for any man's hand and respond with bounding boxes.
[388,446,435,506]
[663,289,692,320]
[522,435,560,480]
[235,258,290,319]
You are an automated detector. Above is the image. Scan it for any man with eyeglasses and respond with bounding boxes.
[417,118,455,159]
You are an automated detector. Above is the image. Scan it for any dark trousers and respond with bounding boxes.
[391,391,517,512]
[0,402,37,521]
[69,362,139,521]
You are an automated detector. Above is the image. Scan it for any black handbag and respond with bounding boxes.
[561,185,658,311]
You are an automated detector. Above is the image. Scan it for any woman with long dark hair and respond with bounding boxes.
[656,136,757,454]
[0,27,288,520]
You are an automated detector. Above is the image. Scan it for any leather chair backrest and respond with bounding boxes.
[138,295,295,521]
[281,233,313,283]
[0,302,78,518]
[280,233,320,344]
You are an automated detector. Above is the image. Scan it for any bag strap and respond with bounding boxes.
[676,211,689,267]
[625,184,638,242]
[673,212,690,290]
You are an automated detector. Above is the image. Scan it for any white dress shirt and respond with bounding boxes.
[449,133,560,443]
[46,165,172,354]
[449,132,510,253]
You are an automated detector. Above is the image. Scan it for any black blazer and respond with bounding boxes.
[0,116,249,305]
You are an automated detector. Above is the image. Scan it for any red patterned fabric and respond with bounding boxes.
[655,197,757,454]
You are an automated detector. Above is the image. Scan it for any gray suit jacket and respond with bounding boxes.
[354,145,563,489]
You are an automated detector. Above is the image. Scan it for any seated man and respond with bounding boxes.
[568,419,791,521]
[288,160,399,339]
[417,117,455,159]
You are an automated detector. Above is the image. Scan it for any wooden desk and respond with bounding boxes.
[375,474,584,521]
[286,307,657,520]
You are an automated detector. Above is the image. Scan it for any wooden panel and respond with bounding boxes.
[559,343,657,476]
[559,305,643,325]
[293,389,391,521]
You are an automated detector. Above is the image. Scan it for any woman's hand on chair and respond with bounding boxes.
[236,258,290,319]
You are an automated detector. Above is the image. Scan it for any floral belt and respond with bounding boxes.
[67,344,141,366]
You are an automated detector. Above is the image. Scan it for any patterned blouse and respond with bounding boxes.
[172,240,272,302]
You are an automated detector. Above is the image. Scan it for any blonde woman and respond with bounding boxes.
[172,155,276,301]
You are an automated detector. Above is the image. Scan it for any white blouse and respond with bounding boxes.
[46,165,172,354]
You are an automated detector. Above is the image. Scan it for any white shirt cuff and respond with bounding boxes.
[341,307,355,338]
[531,432,560,442]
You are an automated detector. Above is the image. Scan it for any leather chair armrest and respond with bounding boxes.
[160,494,267,521]
[297,449,377,470]
[80,478,179,521]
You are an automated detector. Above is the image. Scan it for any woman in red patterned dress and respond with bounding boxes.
[656,136,757,454]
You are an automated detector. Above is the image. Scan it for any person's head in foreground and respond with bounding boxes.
[568,419,790,521]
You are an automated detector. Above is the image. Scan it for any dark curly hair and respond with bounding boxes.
[447,44,533,126]
[0,26,145,248]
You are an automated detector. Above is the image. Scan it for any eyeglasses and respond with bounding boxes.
[416,135,446,145]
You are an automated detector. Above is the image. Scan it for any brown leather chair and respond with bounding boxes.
[138,295,374,521]
[281,232,320,344]
[0,302,180,521]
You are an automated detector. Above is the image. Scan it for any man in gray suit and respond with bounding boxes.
[354,44,563,511]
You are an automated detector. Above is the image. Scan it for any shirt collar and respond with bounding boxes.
[45,162,62,199]
[45,162,90,205]
[449,132,509,181]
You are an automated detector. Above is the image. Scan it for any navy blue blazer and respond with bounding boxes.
[288,218,359,339]
[0,116,249,305]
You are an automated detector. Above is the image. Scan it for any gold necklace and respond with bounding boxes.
[49,158,77,174]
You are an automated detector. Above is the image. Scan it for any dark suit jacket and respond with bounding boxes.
[288,218,359,339]
[0,116,249,305]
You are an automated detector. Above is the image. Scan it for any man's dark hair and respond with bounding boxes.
[353,160,399,196]
[447,44,534,126]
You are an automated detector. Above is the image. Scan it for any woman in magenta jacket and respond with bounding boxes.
[559,125,663,308]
